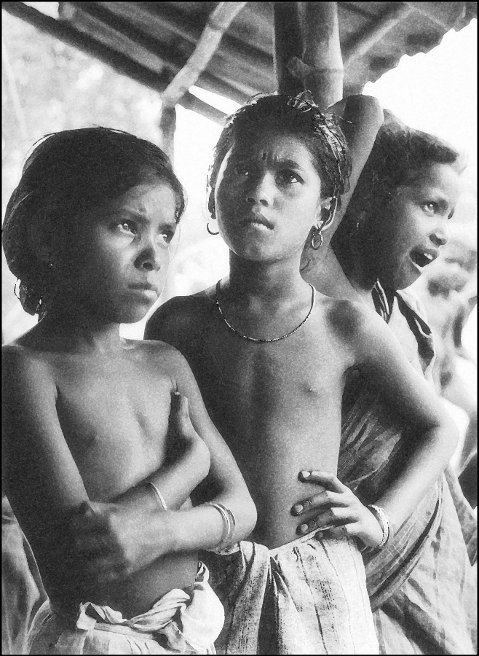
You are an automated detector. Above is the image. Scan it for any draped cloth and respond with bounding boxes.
[28,562,224,655]
[207,532,378,655]
[338,287,477,655]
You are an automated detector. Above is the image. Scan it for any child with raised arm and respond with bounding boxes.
[144,93,459,654]
[2,127,256,655]
[303,116,476,654]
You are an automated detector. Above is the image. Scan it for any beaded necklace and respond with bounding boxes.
[215,280,316,343]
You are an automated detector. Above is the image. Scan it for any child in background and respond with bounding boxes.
[145,93,458,654]
[2,127,256,655]
[303,115,476,653]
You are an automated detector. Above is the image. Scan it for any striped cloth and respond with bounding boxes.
[338,286,477,655]
[206,533,378,655]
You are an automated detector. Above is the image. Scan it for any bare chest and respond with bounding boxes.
[52,357,172,497]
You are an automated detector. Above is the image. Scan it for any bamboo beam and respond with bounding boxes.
[2,2,227,125]
[343,3,413,65]
[97,2,273,74]
[158,104,176,161]
[63,2,251,105]
[300,2,343,107]
[161,2,246,109]
[273,2,304,96]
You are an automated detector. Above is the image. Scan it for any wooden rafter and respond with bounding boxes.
[161,2,247,109]
[63,2,254,104]
[2,2,227,124]
[343,3,413,65]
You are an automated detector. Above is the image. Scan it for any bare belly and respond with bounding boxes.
[38,543,199,618]
[232,425,341,549]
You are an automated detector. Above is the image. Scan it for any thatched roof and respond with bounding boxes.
[3,2,477,122]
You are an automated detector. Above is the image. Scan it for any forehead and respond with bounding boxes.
[411,162,462,201]
[229,130,316,167]
[86,181,178,225]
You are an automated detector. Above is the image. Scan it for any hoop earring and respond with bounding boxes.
[311,226,323,250]
[207,222,219,236]
[14,279,21,300]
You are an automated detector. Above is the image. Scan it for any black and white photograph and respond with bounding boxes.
[2,2,477,654]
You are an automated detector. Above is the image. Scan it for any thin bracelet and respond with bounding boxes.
[205,502,236,552]
[147,482,168,511]
[367,504,391,549]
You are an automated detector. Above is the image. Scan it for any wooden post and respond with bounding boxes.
[273,2,304,96]
[300,2,343,108]
[158,1,246,162]
[273,2,343,108]
[158,104,176,162]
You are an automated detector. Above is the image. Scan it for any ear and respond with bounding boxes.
[317,196,338,232]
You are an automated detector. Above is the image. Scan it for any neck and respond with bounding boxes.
[226,251,310,300]
[39,303,123,353]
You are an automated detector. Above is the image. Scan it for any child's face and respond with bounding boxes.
[214,131,327,262]
[65,180,178,323]
[368,162,461,290]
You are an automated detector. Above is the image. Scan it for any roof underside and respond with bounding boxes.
[5,1,478,121]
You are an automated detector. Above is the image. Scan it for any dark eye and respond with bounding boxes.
[118,220,138,235]
[159,228,175,244]
[422,201,438,215]
[277,170,302,186]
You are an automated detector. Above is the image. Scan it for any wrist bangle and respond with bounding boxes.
[147,482,168,511]
[205,502,236,553]
[367,504,391,550]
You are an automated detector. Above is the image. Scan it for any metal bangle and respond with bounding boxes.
[367,504,391,549]
[206,502,236,552]
[147,481,168,511]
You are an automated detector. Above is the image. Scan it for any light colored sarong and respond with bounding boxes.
[28,562,224,655]
[206,532,379,655]
[339,287,477,654]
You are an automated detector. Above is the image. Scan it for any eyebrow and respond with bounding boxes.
[230,153,305,169]
[109,209,177,226]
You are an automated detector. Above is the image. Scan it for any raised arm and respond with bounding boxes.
[327,94,383,232]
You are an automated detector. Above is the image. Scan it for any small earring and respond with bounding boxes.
[207,221,219,236]
[14,279,21,300]
[311,226,323,250]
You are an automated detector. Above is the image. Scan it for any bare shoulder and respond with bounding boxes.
[2,342,55,385]
[145,287,216,343]
[2,343,58,416]
[316,295,377,341]
[125,337,196,383]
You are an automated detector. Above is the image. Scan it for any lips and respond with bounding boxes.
[410,248,438,269]
[241,213,273,230]
[129,282,158,293]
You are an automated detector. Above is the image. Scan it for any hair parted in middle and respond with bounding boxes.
[207,91,352,220]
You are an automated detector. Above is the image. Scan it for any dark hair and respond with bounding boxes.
[340,115,463,230]
[207,92,351,219]
[2,127,185,316]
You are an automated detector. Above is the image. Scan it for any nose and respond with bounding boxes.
[246,171,275,207]
[430,220,448,248]
[134,237,166,272]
